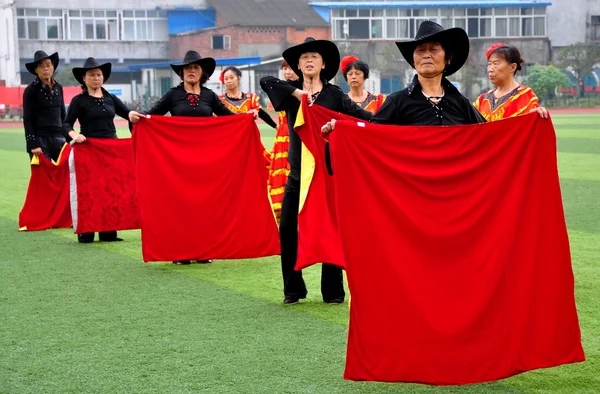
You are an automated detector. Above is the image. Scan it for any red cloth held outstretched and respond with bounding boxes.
[327,114,584,384]
[133,114,279,262]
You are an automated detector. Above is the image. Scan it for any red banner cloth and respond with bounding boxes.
[133,114,279,262]
[70,138,140,234]
[19,145,72,231]
[294,101,355,270]
[328,114,585,384]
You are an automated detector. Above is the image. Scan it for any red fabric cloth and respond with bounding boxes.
[294,101,355,270]
[19,145,72,231]
[328,114,585,384]
[71,138,140,234]
[133,114,279,262]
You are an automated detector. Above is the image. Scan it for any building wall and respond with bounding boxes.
[547,0,600,46]
[16,0,208,10]
[171,23,330,60]
[1,0,21,86]
[19,41,169,64]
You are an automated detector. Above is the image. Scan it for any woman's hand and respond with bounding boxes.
[128,111,146,123]
[247,109,259,119]
[321,119,337,136]
[292,89,313,106]
[530,106,549,119]
[69,131,86,143]
[31,147,43,157]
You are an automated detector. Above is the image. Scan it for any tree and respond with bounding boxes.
[54,65,80,86]
[523,64,570,102]
[554,43,600,97]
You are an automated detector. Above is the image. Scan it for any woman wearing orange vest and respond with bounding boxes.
[474,44,548,121]
[340,56,386,114]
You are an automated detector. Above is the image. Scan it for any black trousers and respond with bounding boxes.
[28,135,66,162]
[279,175,345,302]
[77,231,119,243]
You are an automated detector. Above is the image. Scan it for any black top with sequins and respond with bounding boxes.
[146,84,234,117]
[371,75,486,126]
[22,77,67,151]
[63,88,131,139]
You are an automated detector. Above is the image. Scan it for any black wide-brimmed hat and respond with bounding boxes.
[395,20,469,76]
[170,50,216,78]
[72,57,112,85]
[25,51,59,75]
[282,37,340,81]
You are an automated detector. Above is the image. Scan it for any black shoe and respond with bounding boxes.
[325,297,344,304]
[101,237,124,242]
[172,260,191,265]
[283,296,300,305]
[196,259,212,264]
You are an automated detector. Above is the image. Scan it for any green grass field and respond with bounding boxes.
[0,117,599,393]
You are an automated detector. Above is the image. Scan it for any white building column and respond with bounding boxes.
[0,0,21,86]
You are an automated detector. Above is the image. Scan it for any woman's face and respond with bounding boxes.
[83,69,104,90]
[487,53,517,87]
[346,67,365,89]
[223,70,240,90]
[298,52,324,79]
[35,59,54,80]
[183,64,202,85]
[413,42,448,78]
[282,65,298,81]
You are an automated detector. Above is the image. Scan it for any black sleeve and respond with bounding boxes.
[260,76,297,112]
[370,94,400,125]
[212,92,235,116]
[59,86,70,141]
[146,90,173,116]
[339,90,373,121]
[258,108,277,128]
[63,95,80,134]
[22,86,40,151]
[464,98,487,124]
[112,94,131,120]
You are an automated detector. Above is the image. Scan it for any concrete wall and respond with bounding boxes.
[547,0,600,47]
[16,0,208,10]
[0,0,21,86]
[19,41,169,63]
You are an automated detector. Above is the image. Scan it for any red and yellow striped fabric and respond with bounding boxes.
[474,85,539,122]
[268,111,290,222]
[362,93,386,114]
[219,91,262,114]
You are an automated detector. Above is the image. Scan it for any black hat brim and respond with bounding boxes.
[25,52,59,76]
[72,63,112,85]
[170,58,216,79]
[395,28,469,77]
[282,40,340,81]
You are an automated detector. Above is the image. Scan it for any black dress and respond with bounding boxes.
[261,76,373,303]
[63,88,132,243]
[146,84,234,117]
[22,77,68,161]
[371,75,486,126]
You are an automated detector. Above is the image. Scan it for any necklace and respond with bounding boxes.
[422,89,445,105]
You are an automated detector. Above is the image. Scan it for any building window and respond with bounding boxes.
[330,6,546,40]
[592,15,600,41]
[212,35,231,50]
[122,10,168,41]
[16,8,63,40]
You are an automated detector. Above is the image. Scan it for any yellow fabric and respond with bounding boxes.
[293,104,316,214]
[30,156,40,165]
